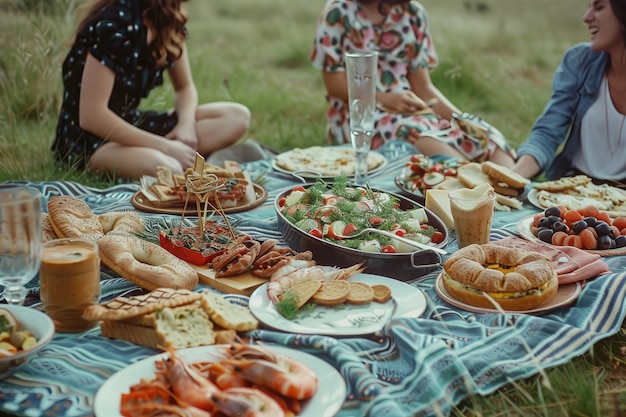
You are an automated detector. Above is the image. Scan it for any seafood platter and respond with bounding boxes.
[274,177,448,281]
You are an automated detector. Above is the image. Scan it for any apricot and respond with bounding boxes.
[612,217,626,230]
[579,228,598,250]
[563,234,583,249]
[551,231,569,246]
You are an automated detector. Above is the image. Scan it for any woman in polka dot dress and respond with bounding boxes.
[52,0,251,180]
[310,0,515,166]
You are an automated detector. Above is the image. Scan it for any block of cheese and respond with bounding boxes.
[425,189,454,229]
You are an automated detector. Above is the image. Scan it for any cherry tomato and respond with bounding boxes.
[343,223,359,236]
[430,231,445,244]
[369,216,384,227]
[291,185,307,193]
[393,228,406,237]
[381,244,396,253]
[443,168,457,177]
[309,229,323,239]
[278,197,287,208]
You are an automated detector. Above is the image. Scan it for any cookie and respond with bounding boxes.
[346,281,375,304]
[47,196,104,241]
[372,284,392,303]
[481,161,530,189]
[82,288,201,321]
[284,279,323,309]
[311,280,350,306]
[533,175,591,192]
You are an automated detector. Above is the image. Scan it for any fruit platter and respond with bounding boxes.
[274,177,448,281]
[518,204,626,256]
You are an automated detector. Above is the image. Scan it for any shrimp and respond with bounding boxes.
[122,403,212,417]
[221,343,318,400]
[269,258,317,281]
[160,349,220,411]
[211,387,285,417]
[266,263,364,303]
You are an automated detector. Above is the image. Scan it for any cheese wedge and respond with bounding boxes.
[425,189,454,229]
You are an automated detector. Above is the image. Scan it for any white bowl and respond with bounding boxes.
[0,305,55,379]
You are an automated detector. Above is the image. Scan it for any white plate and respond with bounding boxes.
[271,148,387,179]
[517,215,625,256]
[527,188,543,210]
[434,273,582,314]
[94,344,346,417]
[248,273,427,336]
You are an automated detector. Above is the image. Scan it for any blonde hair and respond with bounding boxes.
[75,0,188,64]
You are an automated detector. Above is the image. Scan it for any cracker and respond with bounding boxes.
[533,175,591,192]
[311,280,350,306]
[47,196,104,241]
[346,281,375,304]
[372,284,392,303]
[82,288,201,321]
[284,279,323,309]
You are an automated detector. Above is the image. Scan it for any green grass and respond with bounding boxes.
[1,0,625,414]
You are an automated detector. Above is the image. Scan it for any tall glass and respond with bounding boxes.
[345,51,378,186]
[0,185,42,305]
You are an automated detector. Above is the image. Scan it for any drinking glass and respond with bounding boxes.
[345,51,378,186]
[0,185,42,305]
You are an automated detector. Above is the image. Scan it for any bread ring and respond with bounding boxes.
[442,243,558,310]
[47,196,104,241]
[97,233,198,291]
[98,211,144,235]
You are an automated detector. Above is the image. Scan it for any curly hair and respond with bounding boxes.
[76,0,188,64]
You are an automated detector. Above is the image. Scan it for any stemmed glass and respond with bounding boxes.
[345,51,378,186]
[0,185,42,305]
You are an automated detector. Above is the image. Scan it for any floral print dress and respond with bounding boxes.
[310,0,514,160]
[52,0,178,170]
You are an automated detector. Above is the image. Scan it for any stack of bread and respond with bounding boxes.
[82,288,259,349]
[425,161,529,228]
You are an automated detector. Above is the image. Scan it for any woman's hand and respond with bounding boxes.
[377,91,430,114]
[165,139,197,171]
[165,121,198,150]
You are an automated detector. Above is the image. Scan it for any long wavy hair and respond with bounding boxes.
[75,0,188,64]
[610,0,626,44]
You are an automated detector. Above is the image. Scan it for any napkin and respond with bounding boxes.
[492,237,610,284]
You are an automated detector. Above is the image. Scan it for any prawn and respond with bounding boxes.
[268,258,317,281]
[211,387,285,417]
[221,343,318,400]
[160,349,220,411]
[266,263,364,303]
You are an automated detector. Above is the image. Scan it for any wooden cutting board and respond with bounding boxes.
[189,264,267,296]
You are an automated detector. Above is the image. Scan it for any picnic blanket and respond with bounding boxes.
[2,142,626,417]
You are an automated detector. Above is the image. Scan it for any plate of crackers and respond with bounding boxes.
[527,175,626,217]
[131,155,268,215]
[272,145,387,179]
[248,273,427,337]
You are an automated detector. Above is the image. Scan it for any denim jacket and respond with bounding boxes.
[516,43,608,180]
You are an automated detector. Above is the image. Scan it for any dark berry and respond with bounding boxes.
[583,216,598,228]
[615,235,626,248]
[551,221,567,233]
[597,235,612,250]
[572,220,587,234]
[538,228,554,243]
[595,221,611,236]
[538,217,552,229]
[544,206,561,217]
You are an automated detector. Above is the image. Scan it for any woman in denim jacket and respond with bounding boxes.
[514,0,626,183]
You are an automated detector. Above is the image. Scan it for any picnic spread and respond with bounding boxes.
[2,140,626,417]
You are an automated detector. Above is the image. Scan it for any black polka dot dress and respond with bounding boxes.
[52,0,178,170]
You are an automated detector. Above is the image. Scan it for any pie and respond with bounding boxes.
[273,146,386,177]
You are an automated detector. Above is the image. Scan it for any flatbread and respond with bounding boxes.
[274,146,385,177]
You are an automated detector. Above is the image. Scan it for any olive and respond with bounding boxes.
[572,220,587,234]
[544,206,561,217]
[537,217,552,229]
[615,235,626,248]
[583,216,598,228]
[538,228,554,243]
[547,215,562,224]
[597,235,612,250]
[595,221,612,236]
[551,221,568,233]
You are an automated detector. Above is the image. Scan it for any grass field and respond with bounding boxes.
[1,0,625,415]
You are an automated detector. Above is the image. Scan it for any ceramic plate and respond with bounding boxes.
[271,148,387,180]
[517,215,626,256]
[94,344,346,417]
[434,273,582,314]
[248,273,427,336]
[131,183,268,215]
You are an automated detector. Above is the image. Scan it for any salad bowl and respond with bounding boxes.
[274,182,448,281]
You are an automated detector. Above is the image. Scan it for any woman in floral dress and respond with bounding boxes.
[310,0,515,166]
[52,0,251,180]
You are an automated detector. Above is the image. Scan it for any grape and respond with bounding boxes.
[551,221,567,233]
[597,235,612,250]
[537,217,552,229]
[538,228,554,243]
[595,221,611,236]
[615,235,626,248]
[544,206,561,217]
[572,220,587,234]
[547,215,561,224]
[583,216,598,228]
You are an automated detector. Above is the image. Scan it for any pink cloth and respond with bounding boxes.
[492,237,610,284]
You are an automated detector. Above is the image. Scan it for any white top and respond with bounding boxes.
[573,76,626,179]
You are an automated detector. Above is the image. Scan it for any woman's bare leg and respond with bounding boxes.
[408,134,468,160]
[195,102,251,155]
[89,142,183,179]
